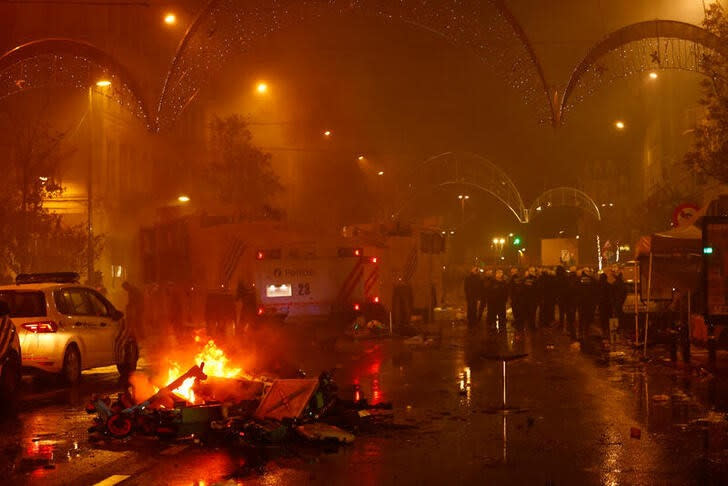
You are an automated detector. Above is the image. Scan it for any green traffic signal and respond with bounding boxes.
[513,237,521,246]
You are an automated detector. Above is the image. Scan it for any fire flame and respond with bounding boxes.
[166,339,243,404]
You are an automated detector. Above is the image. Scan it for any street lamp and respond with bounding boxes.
[649,71,658,80]
[377,171,384,176]
[323,130,332,137]
[86,79,111,285]
[164,13,177,25]
[357,155,365,161]
[256,82,268,94]
[458,194,469,222]
[178,195,190,203]
[615,120,625,130]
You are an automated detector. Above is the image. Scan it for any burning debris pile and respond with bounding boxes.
[86,339,392,447]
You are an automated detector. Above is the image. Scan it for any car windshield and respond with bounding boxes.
[0,290,47,317]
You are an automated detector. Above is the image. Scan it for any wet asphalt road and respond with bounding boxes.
[2,320,728,486]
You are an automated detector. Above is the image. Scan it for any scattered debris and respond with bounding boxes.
[86,364,393,451]
[652,394,670,402]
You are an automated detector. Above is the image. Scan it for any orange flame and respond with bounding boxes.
[166,339,243,404]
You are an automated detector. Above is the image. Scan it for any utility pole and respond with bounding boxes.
[87,86,94,285]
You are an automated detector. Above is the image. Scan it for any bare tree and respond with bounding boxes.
[0,105,100,276]
[684,4,728,184]
[203,115,283,217]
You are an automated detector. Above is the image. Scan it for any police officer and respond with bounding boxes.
[522,267,538,329]
[539,268,557,327]
[508,267,524,329]
[564,266,579,339]
[487,269,508,331]
[464,267,482,327]
[479,269,493,323]
[577,268,597,341]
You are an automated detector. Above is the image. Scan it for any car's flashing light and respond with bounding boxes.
[353,303,360,311]
[369,256,378,264]
[256,251,264,260]
[257,307,265,316]
[22,321,57,333]
[373,296,380,303]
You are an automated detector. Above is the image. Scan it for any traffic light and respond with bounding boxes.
[513,236,522,246]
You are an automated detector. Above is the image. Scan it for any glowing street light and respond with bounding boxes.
[95,79,111,87]
[492,237,499,245]
[177,195,190,203]
[377,171,384,176]
[256,82,268,94]
[615,120,625,130]
[649,71,658,80]
[164,13,177,25]
[323,130,332,137]
[357,155,365,161]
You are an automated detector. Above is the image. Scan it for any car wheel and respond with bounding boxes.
[62,345,82,385]
[117,340,138,376]
[0,351,21,402]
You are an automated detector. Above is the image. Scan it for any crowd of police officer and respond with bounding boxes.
[464,265,628,340]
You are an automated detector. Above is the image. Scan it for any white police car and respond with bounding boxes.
[0,273,138,384]
[0,300,21,399]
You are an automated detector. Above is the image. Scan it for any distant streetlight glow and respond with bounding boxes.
[649,71,658,80]
[324,130,332,137]
[178,195,190,203]
[256,82,268,94]
[95,79,111,87]
[164,13,176,25]
[358,155,365,161]
[377,171,384,176]
[615,120,625,130]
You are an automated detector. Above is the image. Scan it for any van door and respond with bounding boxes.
[85,290,117,367]
[65,289,104,368]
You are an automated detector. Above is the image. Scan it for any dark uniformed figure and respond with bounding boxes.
[508,267,524,329]
[598,272,612,337]
[539,269,557,327]
[564,266,579,338]
[554,266,568,328]
[522,267,539,329]
[464,267,482,327]
[487,269,509,331]
[577,268,597,340]
[479,269,493,323]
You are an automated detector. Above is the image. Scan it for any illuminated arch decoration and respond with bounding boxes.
[556,20,728,125]
[156,0,553,129]
[398,152,528,223]
[0,38,152,129]
[528,187,601,222]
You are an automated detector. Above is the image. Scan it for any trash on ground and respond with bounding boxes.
[86,358,393,452]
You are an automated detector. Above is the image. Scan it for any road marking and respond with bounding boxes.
[160,444,189,456]
[92,475,130,486]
